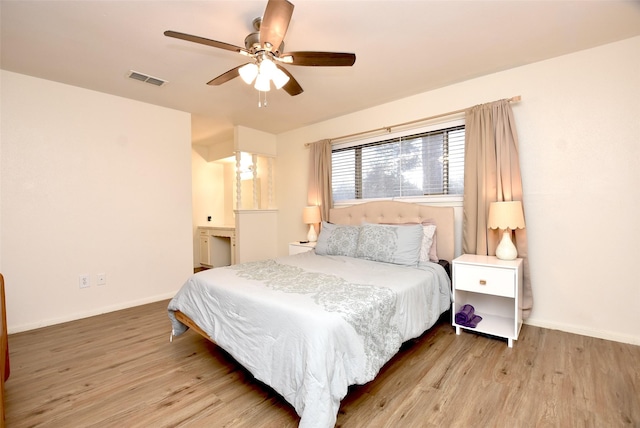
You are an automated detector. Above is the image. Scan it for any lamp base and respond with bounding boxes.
[495,230,518,260]
[307,224,318,242]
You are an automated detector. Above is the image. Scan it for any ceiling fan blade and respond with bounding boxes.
[164,30,247,54]
[260,0,294,51]
[282,51,356,67]
[207,64,245,86]
[276,65,303,96]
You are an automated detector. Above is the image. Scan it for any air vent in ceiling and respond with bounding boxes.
[127,70,168,87]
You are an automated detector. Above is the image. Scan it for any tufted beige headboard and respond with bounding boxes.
[329,201,455,262]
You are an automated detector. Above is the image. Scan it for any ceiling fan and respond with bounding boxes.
[164,0,356,97]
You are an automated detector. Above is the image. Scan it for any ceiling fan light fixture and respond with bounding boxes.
[272,68,290,89]
[239,63,259,84]
[259,57,277,78]
[254,73,271,92]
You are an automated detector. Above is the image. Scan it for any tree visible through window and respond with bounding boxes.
[332,124,465,202]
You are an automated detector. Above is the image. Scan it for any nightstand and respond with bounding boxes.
[452,254,523,347]
[288,241,316,255]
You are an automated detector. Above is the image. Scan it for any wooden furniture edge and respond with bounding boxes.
[174,311,216,344]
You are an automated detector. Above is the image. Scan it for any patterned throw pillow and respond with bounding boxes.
[355,223,423,266]
[314,222,360,257]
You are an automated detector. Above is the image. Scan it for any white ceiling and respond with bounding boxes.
[2,1,640,145]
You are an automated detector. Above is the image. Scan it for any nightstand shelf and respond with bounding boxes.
[452,254,523,347]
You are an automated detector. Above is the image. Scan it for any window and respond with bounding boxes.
[332,122,465,202]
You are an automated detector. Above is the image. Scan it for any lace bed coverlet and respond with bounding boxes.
[168,251,451,428]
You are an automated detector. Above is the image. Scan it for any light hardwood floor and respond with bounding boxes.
[5,300,639,427]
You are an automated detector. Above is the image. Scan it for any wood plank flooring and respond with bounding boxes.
[5,300,639,427]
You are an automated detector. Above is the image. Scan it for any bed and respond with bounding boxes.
[168,200,455,427]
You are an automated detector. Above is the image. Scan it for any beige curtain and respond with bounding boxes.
[308,139,333,221]
[463,99,533,319]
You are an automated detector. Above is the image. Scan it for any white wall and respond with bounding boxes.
[235,210,278,264]
[276,36,640,345]
[223,163,235,225]
[231,126,279,263]
[235,125,277,156]
[191,145,226,267]
[207,139,234,162]
[0,70,193,332]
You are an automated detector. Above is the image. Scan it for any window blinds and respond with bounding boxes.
[332,125,465,201]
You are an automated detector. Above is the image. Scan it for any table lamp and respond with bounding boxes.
[303,206,321,242]
[487,201,525,260]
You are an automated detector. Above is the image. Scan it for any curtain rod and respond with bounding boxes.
[306,95,521,147]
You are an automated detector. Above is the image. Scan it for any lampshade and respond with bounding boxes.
[238,63,258,84]
[487,201,525,230]
[303,206,321,224]
[259,58,277,76]
[303,205,321,242]
[487,201,525,261]
[272,67,290,89]
[254,72,271,92]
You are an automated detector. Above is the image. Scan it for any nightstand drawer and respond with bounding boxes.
[454,265,515,298]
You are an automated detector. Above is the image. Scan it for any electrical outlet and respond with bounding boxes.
[79,275,90,288]
[97,273,106,286]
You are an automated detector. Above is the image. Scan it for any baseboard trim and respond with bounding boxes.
[11,297,640,346]
[8,292,176,334]
[524,318,640,346]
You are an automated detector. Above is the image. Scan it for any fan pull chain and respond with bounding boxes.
[258,91,268,108]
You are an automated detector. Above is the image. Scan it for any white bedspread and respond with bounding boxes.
[167,251,451,427]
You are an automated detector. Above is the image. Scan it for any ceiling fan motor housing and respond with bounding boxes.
[245,30,284,54]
